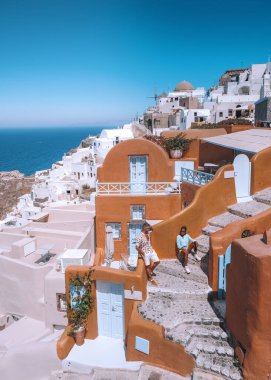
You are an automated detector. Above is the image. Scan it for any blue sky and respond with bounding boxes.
[0,0,270,127]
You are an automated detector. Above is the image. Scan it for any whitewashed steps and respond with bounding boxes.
[228,200,270,218]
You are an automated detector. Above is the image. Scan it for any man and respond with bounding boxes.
[176,225,200,274]
[136,222,160,285]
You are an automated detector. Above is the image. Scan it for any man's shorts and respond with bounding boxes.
[143,250,159,266]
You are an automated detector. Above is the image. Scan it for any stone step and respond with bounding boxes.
[139,364,189,380]
[156,260,209,285]
[208,212,243,228]
[196,235,210,254]
[202,225,222,236]
[227,200,270,218]
[139,294,220,330]
[253,187,271,205]
[195,353,242,379]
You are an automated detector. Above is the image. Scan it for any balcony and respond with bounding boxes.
[181,167,214,186]
[96,181,181,195]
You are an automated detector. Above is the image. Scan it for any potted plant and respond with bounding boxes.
[164,133,193,159]
[66,270,94,345]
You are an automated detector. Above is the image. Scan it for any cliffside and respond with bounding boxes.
[0,171,34,219]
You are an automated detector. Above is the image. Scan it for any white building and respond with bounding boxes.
[32,146,99,206]
[205,63,271,123]
[179,108,211,130]
[93,127,134,160]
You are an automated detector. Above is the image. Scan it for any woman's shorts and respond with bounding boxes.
[143,250,159,266]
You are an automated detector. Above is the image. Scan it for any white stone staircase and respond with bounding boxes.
[139,259,242,380]
[195,187,271,257]
[137,188,271,380]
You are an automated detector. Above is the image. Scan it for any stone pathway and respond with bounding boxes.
[139,259,242,380]
[137,188,271,380]
[195,187,271,256]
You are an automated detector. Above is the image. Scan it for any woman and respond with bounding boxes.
[176,225,200,274]
[136,222,160,285]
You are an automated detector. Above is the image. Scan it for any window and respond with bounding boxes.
[228,109,233,116]
[219,112,223,117]
[106,223,121,240]
[56,293,67,312]
[194,112,197,116]
[131,205,145,221]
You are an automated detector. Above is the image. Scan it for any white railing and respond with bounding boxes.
[96,181,181,195]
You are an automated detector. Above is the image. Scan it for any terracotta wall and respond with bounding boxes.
[199,142,234,166]
[226,236,271,379]
[57,259,195,376]
[97,138,175,183]
[95,195,182,259]
[222,124,254,134]
[209,207,271,292]
[161,129,234,166]
[181,182,199,208]
[151,165,237,259]
[251,146,271,194]
[126,303,195,377]
[161,128,227,139]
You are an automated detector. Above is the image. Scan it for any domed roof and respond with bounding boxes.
[174,80,194,92]
[159,91,167,98]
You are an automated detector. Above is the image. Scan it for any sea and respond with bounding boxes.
[0,126,114,176]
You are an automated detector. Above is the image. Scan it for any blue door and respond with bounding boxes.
[96,281,124,339]
[218,244,232,299]
[129,156,147,193]
[129,223,142,256]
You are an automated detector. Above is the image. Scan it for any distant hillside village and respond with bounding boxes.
[1,62,271,380]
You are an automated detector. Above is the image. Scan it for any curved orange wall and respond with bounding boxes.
[126,303,195,376]
[251,146,271,194]
[151,165,237,259]
[97,138,175,183]
[209,207,271,291]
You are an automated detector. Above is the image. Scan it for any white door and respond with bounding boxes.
[129,156,147,193]
[129,223,142,256]
[96,281,124,339]
[233,154,251,201]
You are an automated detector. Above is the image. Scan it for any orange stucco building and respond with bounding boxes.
[226,232,271,380]
[95,137,184,259]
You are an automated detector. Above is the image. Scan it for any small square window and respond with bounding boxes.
[131,205,145,221]
[56,293,67,312]
[106,223,121,240]
[219,112,223,117]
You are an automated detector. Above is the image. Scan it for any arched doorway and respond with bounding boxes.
[233,153,251,201]
[236,104,242,118]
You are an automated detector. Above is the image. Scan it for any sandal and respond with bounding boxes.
[150,279,157,286]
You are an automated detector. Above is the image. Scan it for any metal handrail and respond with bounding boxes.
[181,167,214,186]
[96,181,181,195]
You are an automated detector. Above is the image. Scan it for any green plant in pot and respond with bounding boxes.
[66,270,94,345]
[164,133,193,159]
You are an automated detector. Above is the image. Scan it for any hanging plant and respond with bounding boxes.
[66,269,94,345]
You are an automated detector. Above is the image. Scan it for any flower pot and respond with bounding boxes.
[170,149,183,159]
[73,326,86,346]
